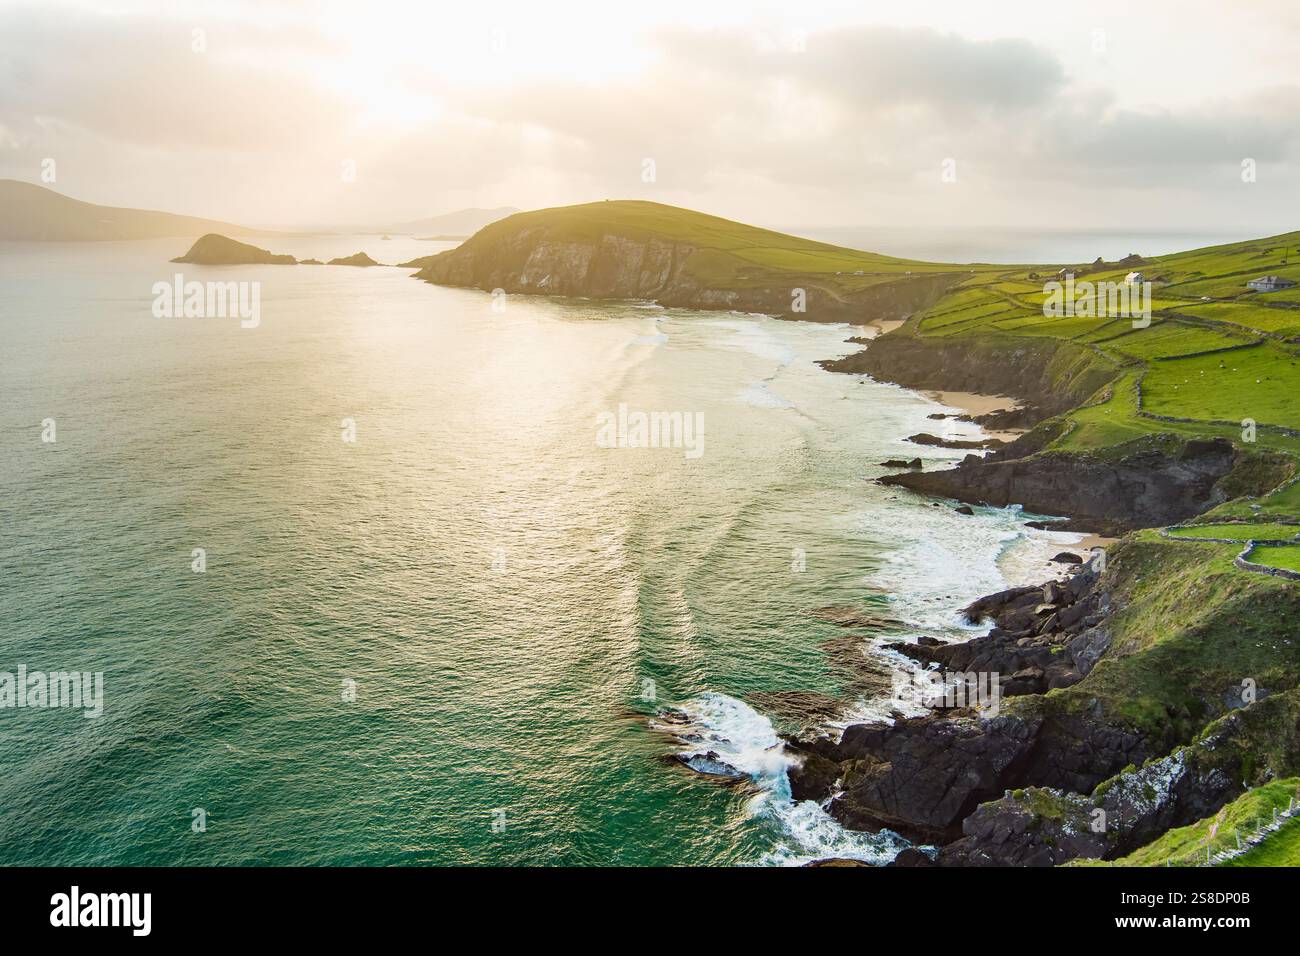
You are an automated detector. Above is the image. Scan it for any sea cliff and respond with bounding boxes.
[407,200,962,323]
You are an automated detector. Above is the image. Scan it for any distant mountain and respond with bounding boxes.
[0,180,278,241]
[383,207,520,238]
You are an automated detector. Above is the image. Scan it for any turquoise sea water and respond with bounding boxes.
[0,237,1076,865]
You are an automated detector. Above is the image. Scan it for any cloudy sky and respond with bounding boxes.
[2,0,1298,234]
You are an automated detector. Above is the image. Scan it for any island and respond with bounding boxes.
[172,233,296,265]
[327,252,382,266]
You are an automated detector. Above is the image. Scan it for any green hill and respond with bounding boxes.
[0,180,280,242]
[406,200,978,322]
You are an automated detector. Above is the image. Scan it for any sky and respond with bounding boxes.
[2,0,1299,235]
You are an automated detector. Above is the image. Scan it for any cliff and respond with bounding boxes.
[408,200,964,323]
[879,436,1292,534]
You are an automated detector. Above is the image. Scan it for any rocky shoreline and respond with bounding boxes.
[785,561,1135,849]
[783,547,1299,868]
[783,328,1288,865]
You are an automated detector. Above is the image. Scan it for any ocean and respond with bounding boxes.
[0,235,1086,865]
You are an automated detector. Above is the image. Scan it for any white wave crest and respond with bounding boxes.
[662,692,916,866]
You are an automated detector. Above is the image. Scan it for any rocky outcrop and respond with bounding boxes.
[821,332,1117,424]
[816,713,1043,843]
[879,437,1246,535]
[171,233,295,265]
[885,563,1110,698]
[790,693,1152,847]
[786,564,1151,844]
[327,252,382,266]
[906,432,1004,450]
[937,690,1300,865]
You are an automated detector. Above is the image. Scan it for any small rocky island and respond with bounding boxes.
[172,233,296,265]
[327,252,382,266]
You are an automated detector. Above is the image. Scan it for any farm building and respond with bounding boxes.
[1247,275,1297,292]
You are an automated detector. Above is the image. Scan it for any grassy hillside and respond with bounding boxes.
[903,231,1300,461]
[431,199,989,295]
[1073,778,1300,867]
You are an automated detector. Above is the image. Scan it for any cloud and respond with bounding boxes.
[659,25,1067,115]
[0,6,348,152]
[0,4,1297,231]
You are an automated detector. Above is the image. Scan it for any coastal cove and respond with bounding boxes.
[0,237,1089,866]
[390,200,1300,867]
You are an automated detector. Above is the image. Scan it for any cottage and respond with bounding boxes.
[1247,275,1297,293]
[1125,271,1144,285]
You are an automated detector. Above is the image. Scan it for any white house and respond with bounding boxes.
[1247,275,1297,292]
[1125,271,1144,285]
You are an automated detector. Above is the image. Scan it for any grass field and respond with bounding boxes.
[1141,344,1300,429]
[1168,523,1300,541]
[1223,816,1300,866]
[1250,543,1300,572]
[1073,778,1300,867]
[889,228,1300,490]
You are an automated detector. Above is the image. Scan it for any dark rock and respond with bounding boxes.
[786,743,842,802]
[881,437,1254,534]
[1002,666,1046,696]
[938,693,1300,866]
[888,847,936,867]
[171,233,295,265]
[825,713,1042,842]
[907,432,1003,450]
[1051,551,1083,564]
[328,252,383,266]
[954,505,975,515]
[961,585,1040,624]
[803,857,872,867]
[783,562,1166,855]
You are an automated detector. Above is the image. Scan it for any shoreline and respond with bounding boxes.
[917,388,1026,443]
[920,388,1019,419]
